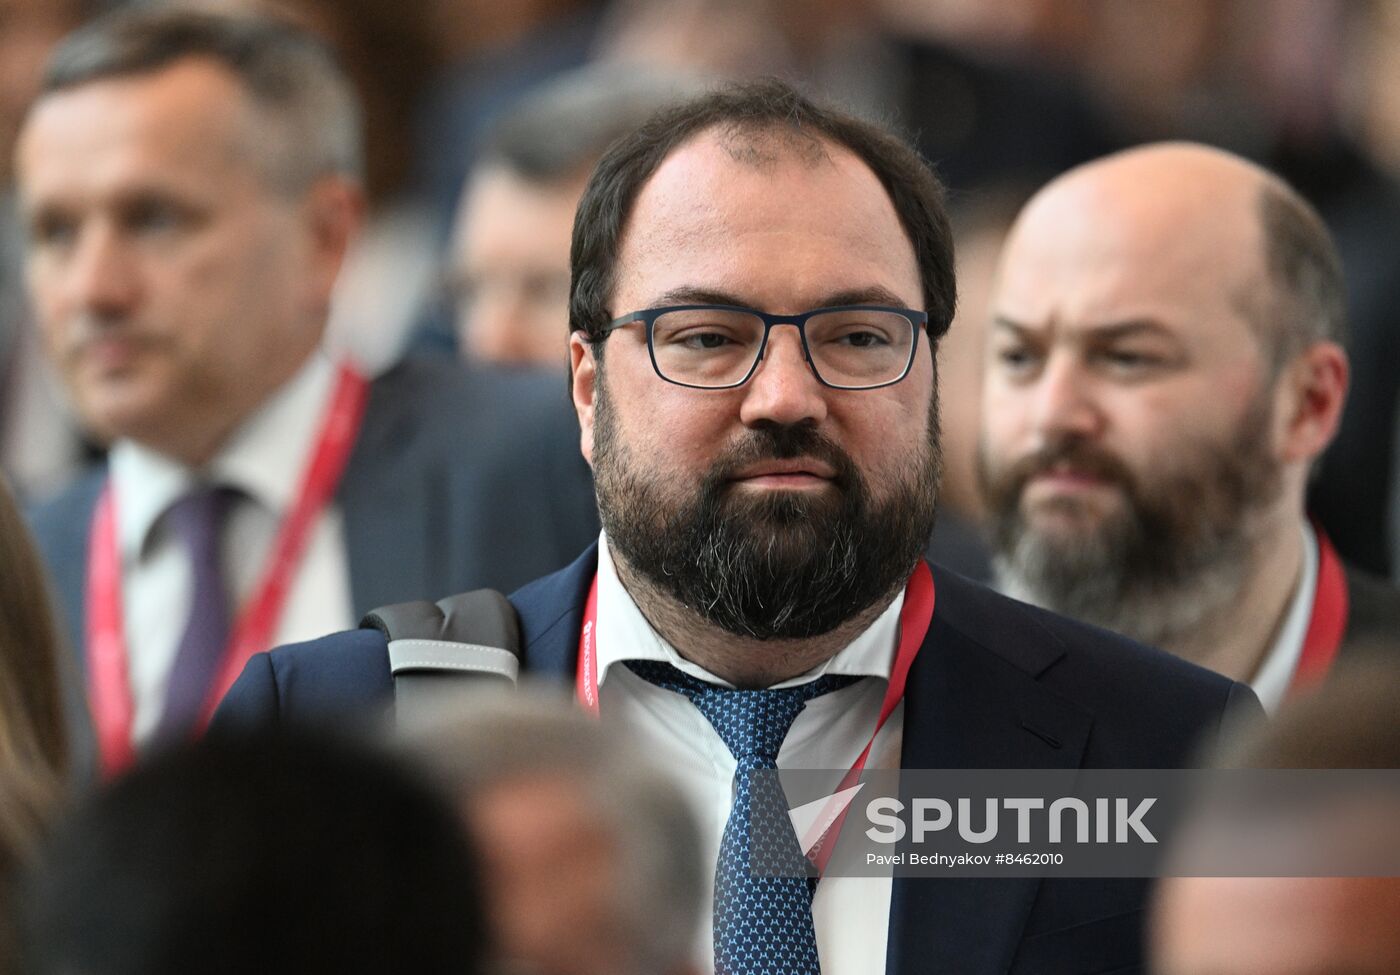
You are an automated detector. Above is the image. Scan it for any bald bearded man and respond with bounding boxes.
[979,142,1400,711]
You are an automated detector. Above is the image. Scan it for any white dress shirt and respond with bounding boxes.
[1249,521,1319,714]
[593,534,905,974]
[108,353,355,744]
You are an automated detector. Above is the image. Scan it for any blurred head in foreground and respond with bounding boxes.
[1152,661,1400,975]
[22,730,487,975]
[405,690,704,975]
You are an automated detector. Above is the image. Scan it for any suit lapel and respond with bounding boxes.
[886,570,1094,975]
[514,544,598,683]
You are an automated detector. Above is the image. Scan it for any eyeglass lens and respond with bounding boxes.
[650,309,915,388]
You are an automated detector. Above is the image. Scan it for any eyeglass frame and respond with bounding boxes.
[598,303,935,390]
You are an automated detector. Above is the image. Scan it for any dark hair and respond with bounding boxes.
[38,5,362,193]
[482,66,700,187]
[1255,181,1348,367]
[0,475,68,782]
[22,730,488,975]
[569,79,956,345]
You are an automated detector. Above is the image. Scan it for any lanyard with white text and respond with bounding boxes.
[575,558,936,873]
[1287,527,1349,696]
[86,362,369,778]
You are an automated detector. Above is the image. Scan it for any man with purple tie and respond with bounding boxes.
[19,6,596,776]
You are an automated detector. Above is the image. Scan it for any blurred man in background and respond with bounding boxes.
[980,142,1400,712]
[446,66,695,369]
[18,6,596,775]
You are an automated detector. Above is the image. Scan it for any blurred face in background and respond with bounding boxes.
[450,163,580,369]
[17,57,348,464]
[978,149,1287,644]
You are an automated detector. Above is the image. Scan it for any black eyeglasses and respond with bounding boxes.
[600,304,931,390]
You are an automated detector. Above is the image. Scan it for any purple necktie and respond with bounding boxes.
[154,485,236,742]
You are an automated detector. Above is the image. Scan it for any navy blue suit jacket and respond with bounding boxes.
[216,544,1260,975]
[30,356,599,773]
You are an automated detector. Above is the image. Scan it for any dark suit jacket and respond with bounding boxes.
[216,544,1260,975]
[1340,563,1400,662]
[29,356,599,772]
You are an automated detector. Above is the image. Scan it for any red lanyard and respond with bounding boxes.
[1287,527,1349,696]
[576,559,936,872]
[86,362,369,777]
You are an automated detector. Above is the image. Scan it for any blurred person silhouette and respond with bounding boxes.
[414,0,607,230]
[17,6,598,777]
[1151,659,1400,975]
[0,472,68,975]
[20,728,488,975]
[596,0,1122,192]
[980,142,1400,713]
[0,473,68,786]
[0,0,94,500]
[405,690,703,975]
[445,66,698,369]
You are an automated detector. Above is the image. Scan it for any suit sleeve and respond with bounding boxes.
[210,652,282,733]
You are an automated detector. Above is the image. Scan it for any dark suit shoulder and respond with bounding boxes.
[26,465,106,651]
[27,465,105,551]
[211,628,394,733]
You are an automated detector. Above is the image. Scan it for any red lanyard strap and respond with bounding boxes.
[575,559,936,873]
[1288,527,1349,696]
[87,362,369,778]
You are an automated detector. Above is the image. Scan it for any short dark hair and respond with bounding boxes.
[38,5,362,193]
[1254,181,1348,367]
[569,79,956,345]
[21,730,488,975]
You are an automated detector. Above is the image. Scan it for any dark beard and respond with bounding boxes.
[593,382,941,640]
[977,394,1282,647]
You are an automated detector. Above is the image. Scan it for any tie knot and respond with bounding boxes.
[163,485,237,550]
[624,660,858,763]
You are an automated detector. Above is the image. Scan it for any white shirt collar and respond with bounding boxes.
[109,354,336,562]
[593,532,905,690]
[1249,521,1318,714]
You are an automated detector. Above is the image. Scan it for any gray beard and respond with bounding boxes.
[993,526,1256,651]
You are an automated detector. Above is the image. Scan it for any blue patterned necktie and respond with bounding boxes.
[626,660,858,975]
[154,484,237,742]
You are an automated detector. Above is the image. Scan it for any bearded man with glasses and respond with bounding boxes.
[218,81,1260,975]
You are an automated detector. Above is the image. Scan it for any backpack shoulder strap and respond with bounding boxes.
[361,590,522,721]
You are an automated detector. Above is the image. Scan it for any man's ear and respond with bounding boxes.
[570,331,597,468]
[301,175,366,314]
[1273,340,1348,464]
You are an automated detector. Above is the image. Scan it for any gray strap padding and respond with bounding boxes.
[387,638,520,682]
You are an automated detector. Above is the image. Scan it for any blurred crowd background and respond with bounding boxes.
[3,2,1400,973]
[3,0,1400,580]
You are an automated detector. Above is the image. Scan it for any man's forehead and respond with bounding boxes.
[21,58,262,185]
[615,125,919,301]
[994,163,1265,331]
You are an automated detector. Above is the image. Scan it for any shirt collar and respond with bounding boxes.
[593,532,904,690]
[109,353,336,561]
[1250,520,1318,714]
